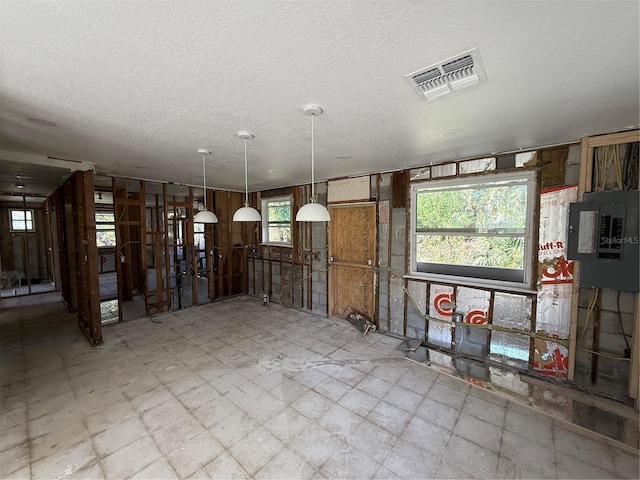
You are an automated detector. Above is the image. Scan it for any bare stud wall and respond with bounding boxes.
[0,202,52,291]
[571,134,639,402]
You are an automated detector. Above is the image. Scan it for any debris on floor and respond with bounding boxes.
[342,307,377,335]
[404,345,431,366]
[396,338,422,352]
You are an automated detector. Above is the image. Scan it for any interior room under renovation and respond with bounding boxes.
[0,1,639,479]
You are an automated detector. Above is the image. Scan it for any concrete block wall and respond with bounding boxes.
[599,292,635,356]
[564,144,581,185]
[271,262,282,300]
[248,256,263,296]
[389,275,404,335]
[378,268,389,333]
[377,174,392,333]
[311,184,329,316]
[575,288,635,399]
[389,208,406,275]
[387,206,407,336]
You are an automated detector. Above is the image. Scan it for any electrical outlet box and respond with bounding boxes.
[567,190,639,292]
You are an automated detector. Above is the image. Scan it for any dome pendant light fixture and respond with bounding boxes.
[194,149,219,223]
[233,131,261,222]
[296,105,330,222]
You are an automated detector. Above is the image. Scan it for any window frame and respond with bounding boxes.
[409,170,536,291]
[95,211,116,247]
[9,208,35,232]
[261,196,293,246]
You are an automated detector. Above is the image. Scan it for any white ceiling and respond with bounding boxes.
[1,0,638,198]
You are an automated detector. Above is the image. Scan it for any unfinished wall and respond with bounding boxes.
[0,202,51,288]
[54,171,102,345]
[572,138,639,401]
[376,173,392,333]
[365,143,635,401]
[245,134,638,409]
[247,184,326,314]
[311,183,329,316]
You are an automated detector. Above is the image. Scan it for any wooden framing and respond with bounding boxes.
[567,130,640,406]
[0,199,54,295]
[72,170,101,344]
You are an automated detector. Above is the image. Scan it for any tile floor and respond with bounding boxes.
[99,272,118,301]
[100,300,119,324]
[1,293,638,479]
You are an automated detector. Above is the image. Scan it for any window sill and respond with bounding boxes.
[403,272,538,295]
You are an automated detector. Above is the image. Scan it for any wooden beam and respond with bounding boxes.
[140,181,149,313]
[76,170,101,345]
[21,195,32,294]
[568,136,592,380]
[163,183,171,309]
[587,130,640,148]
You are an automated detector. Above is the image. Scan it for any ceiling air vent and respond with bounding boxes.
[405,47,486,101]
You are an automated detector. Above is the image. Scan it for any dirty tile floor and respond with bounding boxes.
[1,293,638,479]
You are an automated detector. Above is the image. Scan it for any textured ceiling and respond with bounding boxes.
[0,160,71,201]
[0,0,638,198]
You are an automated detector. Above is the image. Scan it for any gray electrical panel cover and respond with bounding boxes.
[567,190,639,292]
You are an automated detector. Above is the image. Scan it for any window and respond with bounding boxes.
[262,196,292,245]
[95,212,116,247]
[411,170,535,287]
[10,209,34,231]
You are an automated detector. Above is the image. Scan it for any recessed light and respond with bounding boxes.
[134,164,150,170]
[336,155,351,160]
[15,183,26,189]
[26,117,58,127]
[439,130,460,139]
[268,169,280,174]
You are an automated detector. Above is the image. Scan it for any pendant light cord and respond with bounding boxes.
[202,153,208,209]
[310,112,315,200]
[244,138,249,205]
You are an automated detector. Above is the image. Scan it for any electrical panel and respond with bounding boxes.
[567,190,639,292]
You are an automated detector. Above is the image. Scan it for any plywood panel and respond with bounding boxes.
[331,265,374,320]
[329,203,375,265]
[328,203,377,323]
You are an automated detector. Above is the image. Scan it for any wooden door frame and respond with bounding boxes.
[328,202,377,322]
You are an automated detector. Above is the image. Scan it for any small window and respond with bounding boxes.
[95,212,116,247]
[261,196,292,245]
[10,209,34,231]
[411,170,535,288]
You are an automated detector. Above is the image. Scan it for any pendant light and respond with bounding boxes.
[193,149,219,223]
[296,105,330,222]
[233,131,261,222]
